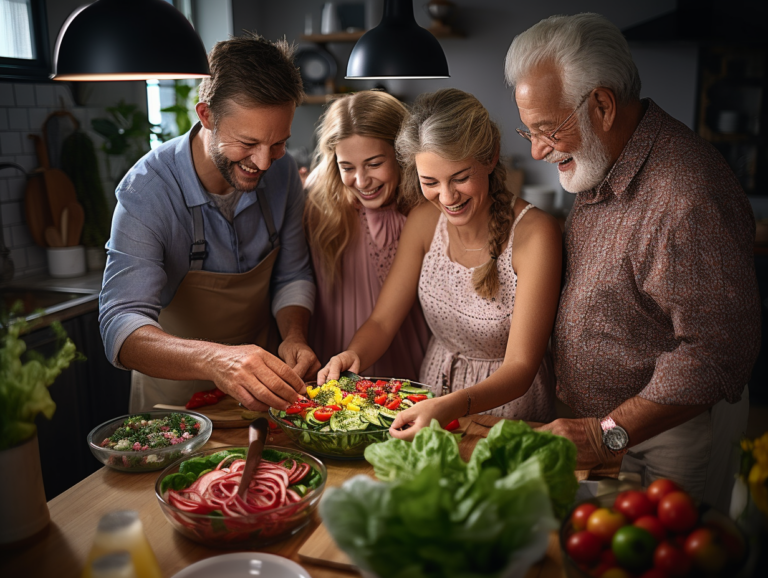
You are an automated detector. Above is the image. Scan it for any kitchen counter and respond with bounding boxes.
[0,415,566,578]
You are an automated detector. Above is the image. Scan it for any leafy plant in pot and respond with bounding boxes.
[0,306,80,545]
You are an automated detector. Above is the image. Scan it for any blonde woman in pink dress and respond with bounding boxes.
[305,91,430,380]
[319,89,561,439]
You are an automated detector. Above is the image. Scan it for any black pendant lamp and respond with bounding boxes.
[51,0,210,81]
[346,0,449,79]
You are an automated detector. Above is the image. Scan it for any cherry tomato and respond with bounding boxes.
[374,380,388,388]
[587,508,627,542]
[614,490,655,522]
[684,527,727,574]
[295,398,314,407]
[326,405,342,411]
[390,382,402,393]
[285,405,303,415]
[444,419,460,431]
[566,530,603,565]
[385,398,402,410]
[356,380,373,392]
[653,541,692,577]
[633,515,666,542]
[570,503,598,532]
[657,491,698,533]
[407,394,429,402]
[374,394,388,405]
[592,549,618,577]
[647,478,680,504]
[313,408,336,422]
[611,525,657,572]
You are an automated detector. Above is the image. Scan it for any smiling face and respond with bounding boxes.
[335,134,400,210]
[415,152,494,229]
[516,63,611,193]
[203,101,295,193]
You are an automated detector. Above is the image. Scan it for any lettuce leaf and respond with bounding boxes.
[321,419,575,578]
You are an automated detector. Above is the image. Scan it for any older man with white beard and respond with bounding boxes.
[505,13,761,511]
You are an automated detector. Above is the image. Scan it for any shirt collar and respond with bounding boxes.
[176,121,265,209]
[580,98,663,204]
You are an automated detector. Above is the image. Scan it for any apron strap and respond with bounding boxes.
[256,189,280,250]
[189,205,207,271]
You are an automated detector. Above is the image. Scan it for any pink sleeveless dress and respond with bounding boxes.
[310,203,430,380]
[417,205,555,421]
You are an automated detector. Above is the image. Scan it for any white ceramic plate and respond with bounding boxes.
[170,553,312,578]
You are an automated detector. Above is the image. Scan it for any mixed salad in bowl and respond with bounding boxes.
[156,446,326,548]
[268,376,434,459]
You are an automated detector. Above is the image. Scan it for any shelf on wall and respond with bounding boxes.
[301,25,464,44]
[302,94,347,105]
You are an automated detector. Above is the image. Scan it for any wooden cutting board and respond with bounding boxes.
[298,522,356,572]
[153,396,264,428]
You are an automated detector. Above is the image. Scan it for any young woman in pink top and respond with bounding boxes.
[318,89,562,439]
[305,91,430,380]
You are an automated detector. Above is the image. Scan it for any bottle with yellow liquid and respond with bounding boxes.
[90,551,137,578]
[81,511,162,578]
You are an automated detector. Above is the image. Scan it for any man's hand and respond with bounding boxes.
[536,418,604,470]
[209,344,306,412]
[278,338,320,383]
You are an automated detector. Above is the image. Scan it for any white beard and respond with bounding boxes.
[547,106,611,193]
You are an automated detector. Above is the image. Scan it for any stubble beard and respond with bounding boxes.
[208,131,262,193]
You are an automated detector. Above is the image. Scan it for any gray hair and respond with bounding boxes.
[504,13,641,106]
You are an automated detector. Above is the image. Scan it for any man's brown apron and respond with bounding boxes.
[130,189,280,412]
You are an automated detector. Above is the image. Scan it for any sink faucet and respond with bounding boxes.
[0,163,29,283]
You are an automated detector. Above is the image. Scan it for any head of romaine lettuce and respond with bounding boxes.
[320,419,578,578]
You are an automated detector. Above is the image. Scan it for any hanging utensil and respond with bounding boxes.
[28,135,79,233]
[236,417,270,500]
[45,226,64,248]
[65,201,85,247]
[60,206,69,247]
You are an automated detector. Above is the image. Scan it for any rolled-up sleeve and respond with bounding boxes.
[638,200,761,406]
[269,158,316,317]
[99,175,169,369]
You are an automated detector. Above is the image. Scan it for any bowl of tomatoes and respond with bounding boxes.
[560,479,749,578]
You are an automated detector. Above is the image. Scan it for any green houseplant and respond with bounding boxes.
[0,307,80,544]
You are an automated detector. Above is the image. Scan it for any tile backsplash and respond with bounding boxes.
[0,82,113,280]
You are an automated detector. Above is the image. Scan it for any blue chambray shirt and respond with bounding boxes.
[99,125,315,368]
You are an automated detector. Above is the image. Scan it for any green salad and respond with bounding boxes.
[100,413,201,451]
[269,376,434,459]
[320,419,579,578]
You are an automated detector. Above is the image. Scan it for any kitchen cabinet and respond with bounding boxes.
[696,44,767,195]
[27,310,131,500]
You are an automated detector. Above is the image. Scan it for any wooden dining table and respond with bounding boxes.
[0,414,567,578]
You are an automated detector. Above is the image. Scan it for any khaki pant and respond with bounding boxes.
[620,386,749,513]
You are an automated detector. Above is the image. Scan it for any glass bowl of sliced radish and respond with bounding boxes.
[87,411,213,472]
[155,445,327,548]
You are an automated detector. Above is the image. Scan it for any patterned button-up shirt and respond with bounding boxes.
[553,99,761,418]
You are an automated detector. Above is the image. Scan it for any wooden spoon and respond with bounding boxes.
[60,207,69,247]
[236,418,269,500]
[45,226,64,248]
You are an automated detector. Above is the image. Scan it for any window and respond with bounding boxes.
[0,0,50,80]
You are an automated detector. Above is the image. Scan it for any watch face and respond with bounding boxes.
[603,426,629,451]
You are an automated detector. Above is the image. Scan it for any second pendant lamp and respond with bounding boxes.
[346,0,450,79]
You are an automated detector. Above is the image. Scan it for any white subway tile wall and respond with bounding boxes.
[0,82,114,279]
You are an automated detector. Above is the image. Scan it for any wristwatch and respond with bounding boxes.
[600,416,629,455]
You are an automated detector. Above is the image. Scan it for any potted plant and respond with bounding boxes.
[0,306,80,544]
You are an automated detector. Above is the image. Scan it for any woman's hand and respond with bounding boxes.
[317,350,361,384]
[389,394,461,441]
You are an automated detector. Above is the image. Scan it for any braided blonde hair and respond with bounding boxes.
[396,88,514,299]
[305,91,415,287]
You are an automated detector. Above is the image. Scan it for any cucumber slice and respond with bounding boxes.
[378,407,399,421]
[401,398,415,408]
[330,411,367,432]
[361,406,383,426]
[400,386,430,395]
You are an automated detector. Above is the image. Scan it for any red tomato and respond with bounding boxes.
[657,492,698,533]
[385,398,402,410]
[684,527,727,574]
[614,490,655,521]
[374,394,388,405]
[587,508,627,543]
[570,503,598,532]
[566,530,603,565]
[647,478,680,504]
[638,569,667,578]
[390,382,402,393]
[705,520,745,562]
[295,398,314,407]
[407,394,429,402]
[326,405,342,411]
[356,380,373,392]
[444,419,460,431]
[653,541,692,577]
[634,516,666,542]
[211,388,227,398]
[313,407,336,422]
[285,405,303,415]
[374,380,388,387]
[592,549,618,577]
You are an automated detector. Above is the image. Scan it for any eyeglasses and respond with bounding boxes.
[516,92,591,147]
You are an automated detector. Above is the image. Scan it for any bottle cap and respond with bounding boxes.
[97,510,140,533]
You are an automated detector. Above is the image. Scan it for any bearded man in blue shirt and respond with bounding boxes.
[99,34,319,412]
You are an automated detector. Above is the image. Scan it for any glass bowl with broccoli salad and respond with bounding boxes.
[87,411,213,472]
[268,376,434,460]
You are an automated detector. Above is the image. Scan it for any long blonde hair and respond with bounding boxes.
[305,91,415,286]
[395,88,514,300]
